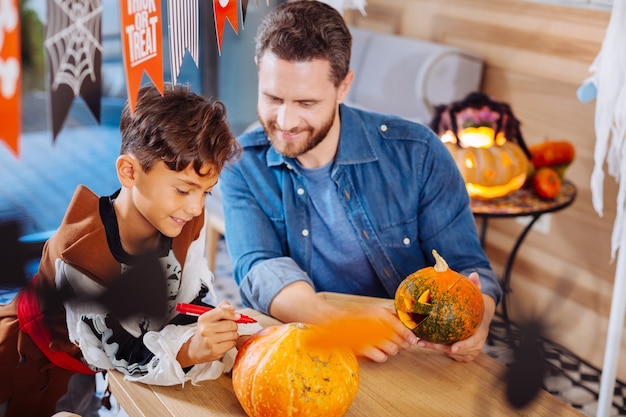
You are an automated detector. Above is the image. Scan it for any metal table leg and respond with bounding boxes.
[499,214,542,324]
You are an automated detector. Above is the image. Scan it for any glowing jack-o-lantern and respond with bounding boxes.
[441,126,528,199]
[431,92,532,199]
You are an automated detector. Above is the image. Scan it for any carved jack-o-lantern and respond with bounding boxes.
[431,92,532,199]
[441,126,529,199]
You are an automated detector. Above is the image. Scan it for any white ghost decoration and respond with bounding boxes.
[319,0,367,15]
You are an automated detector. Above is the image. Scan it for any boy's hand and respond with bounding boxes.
[177,301,241,367]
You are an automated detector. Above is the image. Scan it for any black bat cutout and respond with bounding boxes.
[505,318,547,409]
[0,220,30,289]
[500,281,575,410]
[2,219,167,320]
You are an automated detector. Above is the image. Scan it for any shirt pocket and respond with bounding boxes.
[376,216,418,249]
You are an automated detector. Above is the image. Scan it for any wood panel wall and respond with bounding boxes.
[346,0,622,378]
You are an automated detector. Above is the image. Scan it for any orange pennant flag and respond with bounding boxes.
[120,0,164,113]
[0,0,21,156]
[213,0,239,55]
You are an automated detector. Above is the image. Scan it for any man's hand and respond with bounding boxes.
[415,272,496,362]
[269,282,417,362]
[350,306,418,362]
[177,301,241,368]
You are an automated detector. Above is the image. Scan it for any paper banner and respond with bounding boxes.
[241,1,270,27]
[167,0,199,85]
[45,0,103,141]
[120,0,164,113]
[241,0,248,26]
[0,0,20,156]
[213,0,238,55]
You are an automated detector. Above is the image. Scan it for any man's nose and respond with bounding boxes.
[276,104,299,131]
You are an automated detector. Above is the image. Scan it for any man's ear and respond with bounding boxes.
[116,155,139,188]
[337,70,354,104]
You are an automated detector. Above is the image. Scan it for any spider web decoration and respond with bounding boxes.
[167,0,199,85]
[0,0,21,156]
[45,0,102,140]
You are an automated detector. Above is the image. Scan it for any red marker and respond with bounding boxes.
[175,303,257,324]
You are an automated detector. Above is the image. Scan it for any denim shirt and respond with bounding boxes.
[220,105,502,314]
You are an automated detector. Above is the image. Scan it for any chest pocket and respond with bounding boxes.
[376,216,418,249]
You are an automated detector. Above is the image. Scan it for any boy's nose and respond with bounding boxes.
[185,196,204,217]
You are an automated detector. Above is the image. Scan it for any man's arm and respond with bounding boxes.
[269,281,418,362]
[268,281,344,323]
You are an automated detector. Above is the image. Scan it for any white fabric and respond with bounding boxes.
[588,0,626,260]
[586,3,626,416]
[319,0,367,15]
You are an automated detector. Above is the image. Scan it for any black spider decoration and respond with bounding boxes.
[430,91,532,160]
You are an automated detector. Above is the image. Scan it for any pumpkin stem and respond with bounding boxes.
[432,249,449,273]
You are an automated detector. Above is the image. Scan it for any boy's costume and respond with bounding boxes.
[0,185,254,416]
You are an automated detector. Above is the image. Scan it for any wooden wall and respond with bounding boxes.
[346,0,622,378]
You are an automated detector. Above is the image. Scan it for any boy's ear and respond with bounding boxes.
[116,155,138,187]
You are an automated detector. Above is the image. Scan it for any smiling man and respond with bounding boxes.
[220,0,502,364]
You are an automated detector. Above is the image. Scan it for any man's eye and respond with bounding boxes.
[176,188,189,195]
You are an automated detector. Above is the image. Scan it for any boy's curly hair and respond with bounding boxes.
[119,83,241,177]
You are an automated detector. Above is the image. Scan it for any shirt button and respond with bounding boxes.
[302,229,309,237]
[286,163,293,170]
[380,124,388,132]
[403,237,411,246]
[297,188,305,195]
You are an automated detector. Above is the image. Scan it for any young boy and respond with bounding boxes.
[0,84,251,416]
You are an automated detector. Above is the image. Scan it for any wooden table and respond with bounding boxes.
[108,292,583,416]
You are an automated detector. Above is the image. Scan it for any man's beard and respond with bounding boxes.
[259,109,335,158]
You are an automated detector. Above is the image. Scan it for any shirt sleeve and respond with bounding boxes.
[220,158,312,312]
[238,257,314,314]
[415,136,503,306]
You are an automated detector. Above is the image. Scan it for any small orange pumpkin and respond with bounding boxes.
[394,250,484,344]
[533,167,561,199]
[529,140,575,169]
[232,322,359,417]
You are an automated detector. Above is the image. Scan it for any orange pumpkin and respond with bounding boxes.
[394,250,484,344]
[232,323,359,417]
[444,127,529,199]
[533,167,561,199]
[529,140,575,170]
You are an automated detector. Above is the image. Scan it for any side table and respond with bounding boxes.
[470,180,577,323]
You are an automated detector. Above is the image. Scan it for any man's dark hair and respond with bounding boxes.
[255,0,352,87]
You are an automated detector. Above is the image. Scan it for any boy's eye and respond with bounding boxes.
[175,188,189,195]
